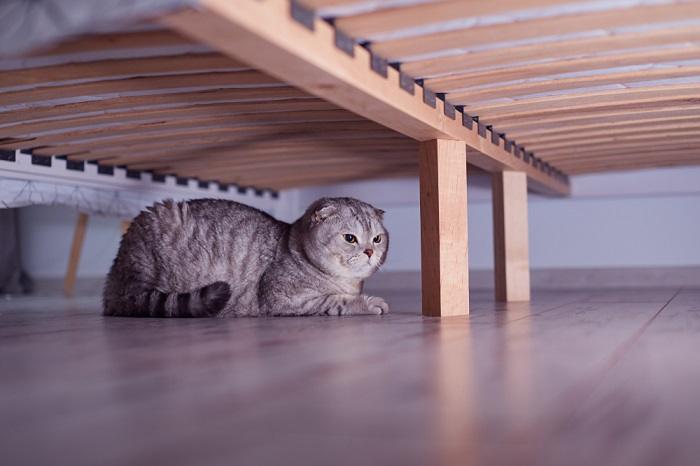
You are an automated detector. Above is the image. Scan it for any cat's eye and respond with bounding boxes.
[373,234,383,244]
[343,234,357,244]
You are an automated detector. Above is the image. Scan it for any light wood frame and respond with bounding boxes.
[419,139,469,317]
[492,172,531,302]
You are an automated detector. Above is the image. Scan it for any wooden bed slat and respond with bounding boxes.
[162,0,569,195]
[433,46,700,95]
[0,70,283,108]
[371,3,700,60]
[447,65,700,105]
[402,26,700,78]
[334,0,579,39]
[0,53,249,89]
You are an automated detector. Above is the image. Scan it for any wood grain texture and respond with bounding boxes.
[162,1,569,195]
[402,26,700,78]
[506,109,700,139]
[492,171,530,302]
[436,47,700,96]
[370,3,700,60]
[447,65,700,104]
[0,53,248,89]
[334,0,578,39]
[469,84,700,122]
[0,70,282,107]
[419,139,469,317]
[3,285,697,466]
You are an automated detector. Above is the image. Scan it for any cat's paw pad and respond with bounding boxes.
[364,296,390,315]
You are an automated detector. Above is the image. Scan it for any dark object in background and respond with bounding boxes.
[0,209,33,294]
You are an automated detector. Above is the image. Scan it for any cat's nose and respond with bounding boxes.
[363,249,374,258]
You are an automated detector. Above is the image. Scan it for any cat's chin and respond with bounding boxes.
[346,266,378,280]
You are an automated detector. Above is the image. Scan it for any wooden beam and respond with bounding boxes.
[162,1,569,195]
[64,212,88,297]
[492,172,530,303]
[419,139,469,317]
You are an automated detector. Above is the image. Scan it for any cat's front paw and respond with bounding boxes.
[363,295,390,315]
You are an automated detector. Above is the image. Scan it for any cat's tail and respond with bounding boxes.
[104,281,232,318]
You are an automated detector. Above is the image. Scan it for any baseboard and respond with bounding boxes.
[365,266,700,291]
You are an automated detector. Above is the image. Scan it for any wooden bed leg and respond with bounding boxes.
[419,139,469,317]
[64,212,89,297]
[492,171,531,302]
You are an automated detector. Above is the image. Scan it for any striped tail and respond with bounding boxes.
[105,281,231,317]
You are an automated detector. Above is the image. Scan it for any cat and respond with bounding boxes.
[103,197,389,317]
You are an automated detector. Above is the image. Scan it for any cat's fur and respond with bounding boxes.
[103,197,389,317]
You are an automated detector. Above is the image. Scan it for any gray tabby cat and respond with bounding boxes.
[103,197,389,317]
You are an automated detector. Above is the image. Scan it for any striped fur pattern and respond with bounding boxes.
[103,197,389,317]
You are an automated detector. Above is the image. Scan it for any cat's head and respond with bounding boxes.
[301,197,388,280]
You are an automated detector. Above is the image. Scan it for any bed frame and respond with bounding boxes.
[2,0,699,315]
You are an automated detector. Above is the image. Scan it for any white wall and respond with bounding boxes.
[15,166,700,279]
[292,166,700,271]
[18,205,123,279]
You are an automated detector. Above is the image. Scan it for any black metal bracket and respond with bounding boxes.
[97,165,114,175]
[334,28,355,56]
[437,94,455,119]
[369,53,388,77]
[290,0,315,30]
[0,149,16,162]
[66,160,85,171]
[31,155,51,167]
[399,71,415,95]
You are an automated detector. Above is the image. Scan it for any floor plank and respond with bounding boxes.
[0,287,694,466]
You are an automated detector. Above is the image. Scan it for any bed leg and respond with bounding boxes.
[64,212,89,297]
[419,139,469,317]
[492,171,531,302]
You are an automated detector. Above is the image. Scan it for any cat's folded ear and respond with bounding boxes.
[309,199,338,225]
[374,208,385,219]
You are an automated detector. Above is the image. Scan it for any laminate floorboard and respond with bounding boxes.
[0,287,696,466]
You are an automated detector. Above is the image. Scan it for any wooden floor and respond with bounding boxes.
[1,287,699,466]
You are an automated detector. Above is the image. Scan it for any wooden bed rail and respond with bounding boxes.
[162,0,570,196]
